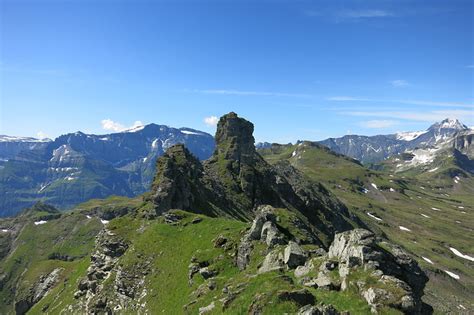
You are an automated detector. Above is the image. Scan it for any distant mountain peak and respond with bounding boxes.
[429,118,468,131]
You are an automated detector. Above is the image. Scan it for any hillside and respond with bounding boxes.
[259,141,474,313]
[0,113,434,314]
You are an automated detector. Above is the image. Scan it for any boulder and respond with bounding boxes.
[328,229,380,267]
[284,241,307,269]
[294,259,315,278]
[258,250,285,274]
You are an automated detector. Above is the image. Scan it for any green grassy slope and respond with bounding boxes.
[259,142,474,313]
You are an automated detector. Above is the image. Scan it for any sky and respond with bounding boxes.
[0,0,473,143]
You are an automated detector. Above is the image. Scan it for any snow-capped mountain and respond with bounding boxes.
[0,124,215,216]
[318,118,470,164]
[0,135,51,161]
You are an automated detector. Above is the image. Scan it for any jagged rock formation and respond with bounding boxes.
[149,112,356,246]
[14,268,63,315]
[72,227,150,313]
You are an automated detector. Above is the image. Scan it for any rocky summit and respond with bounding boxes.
[0,113,437,314]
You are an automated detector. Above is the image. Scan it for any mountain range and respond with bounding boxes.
[0,125,214,216]
[318,118,472,164]
[1,118,472,217]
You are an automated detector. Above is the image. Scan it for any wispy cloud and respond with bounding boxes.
[338,10,393,19]
[342,109,474,122]
[192,89,314,98]
[204,116,219,127]
[326,96,371,101]
[101,119,143,132]
[390,79,410,87]
[467,65,474,68]
[327,96,474,108]
[359,120,399,128]
[306,9,394,21]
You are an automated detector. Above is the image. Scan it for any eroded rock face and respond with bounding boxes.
[214,111,256,167]
[327,229,428,314]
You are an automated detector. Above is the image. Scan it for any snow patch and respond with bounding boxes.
[420,213,430,218]
[292,150,297,157]
[389,188,395,192]
[1,229,10,233]
[362,188,369,194]
[101,219,109,225]
[371,183,378,190]
[428,167,439,173]
[367,212,382,221]
[34,220,47,225]
[449,247,474,262]
[443,270,460,280]
[86,215,92,219]
[431,207,441,211]
[395,130,427,141]
[399,226,411,232]
[181,130,201,135]
[422,256,434,264]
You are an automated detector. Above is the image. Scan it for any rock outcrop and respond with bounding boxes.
[325,229,427,313]
[149,144,206,216]
[14,268,63,315]
[149,112,355,248]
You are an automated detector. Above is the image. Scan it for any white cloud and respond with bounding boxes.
[204,116,219,127]
[193,89,313,98]
[36,131,49,139]
[359,120,399,129]
[101,119,144,132]
[390,80,409,87]
[338,10,393,19]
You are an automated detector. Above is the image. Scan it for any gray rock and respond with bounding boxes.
[328,229,379,267]
[284,241,307,269]
[236,238,253,271]
[199,267,217,279]
[314,272,340,291]
[298,304,340,315]
[199,301,215,314]
[261,221,285,247]
[294,259,314,278]
[258,250,284,274]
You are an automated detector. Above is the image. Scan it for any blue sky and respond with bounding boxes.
[0,0,473,143]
